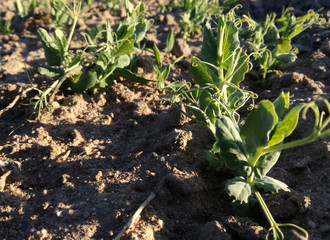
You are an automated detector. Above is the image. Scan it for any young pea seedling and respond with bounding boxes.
[215,93,330,240]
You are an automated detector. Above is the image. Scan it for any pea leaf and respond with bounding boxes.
[254,176,290,193]
[190,57,218,87]
[268,104,304,146]
[215,116,249,171]
[217,17,240,69]
[34,67,63,77]
[113,68,150,83]
[70,70,97,93]
[37,27,62,66]
[241,100,278,155]
[273,92,290,119]
[226,177,253,204]
[201,22,218,66]
[153,43,161,67]
[186,105,208,125]
[116,35,135,56]
[165,29,175,53]
[254,150,281,179]
[55,28,68,59]
[204,150,223,171]
[225,48,250,95]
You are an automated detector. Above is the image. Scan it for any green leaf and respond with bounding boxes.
[55,28,68,55]
[165,30,175,53]
[152,43,161,67]
[218,17,240,68]
[186,105,208,125]
[135,19,154,43]
[116,35,135,56]
[254,176,290,193]
[190,57,218,87]
[70,70,97,93]
[115,24,135,41]
[199,90,219,125]
[241,100,278,155]
[113,68,150,83]
[204,150,223,171]
[225,48,250,95]
[37,28,62,66]
[254,150,281,178]
[226,177,253,204]
[268,104,304,146]
[34,67,64,77]
[273,92,290,119]
[275,53,297,63]
[201,22,218,66]
[115,55,130,68]
[215,116,249,171]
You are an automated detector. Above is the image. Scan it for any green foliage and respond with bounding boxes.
[0,19,12,34]
[164,30,175,53]
[152,43,182,91]
[15,0,38,18]
[33,0,151,118]
[244,8,326,79]
[50,0,74,29]
[162,11,255,133]
[215,93,330,239]
[115,0,154,50]
[179,0,219,38]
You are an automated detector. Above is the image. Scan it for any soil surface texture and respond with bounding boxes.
[0,0,329,239]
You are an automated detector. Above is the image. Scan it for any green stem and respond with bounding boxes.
[263,131,329,155]
[254,190,284,240]
[66,16,78,52]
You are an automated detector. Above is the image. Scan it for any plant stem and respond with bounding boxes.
[263,131,329,154]
[254,189,284,240]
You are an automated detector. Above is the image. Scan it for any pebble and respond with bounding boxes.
[308,220,317,229]
[319,224,330,232]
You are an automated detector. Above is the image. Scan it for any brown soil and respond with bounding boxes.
[0,0,329,239]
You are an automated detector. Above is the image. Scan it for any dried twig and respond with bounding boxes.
[114,192,156,240]
[0,87,34,118]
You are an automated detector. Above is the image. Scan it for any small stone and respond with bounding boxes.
[83,211,90,219]
[68,209,75,216]
[319,224,330,232]
[308,220,317,229]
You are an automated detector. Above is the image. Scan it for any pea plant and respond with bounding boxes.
[215,93,329,239]
[50,0,74,29]
[152,38,183,92]
[160,8,330,240]
[15,0,38,18]
[0,18,12,34]
[160,9,256,169]
[162,8,255,133]
[179,0,219,38]
[32,0,152,118]
[243,8,325,80]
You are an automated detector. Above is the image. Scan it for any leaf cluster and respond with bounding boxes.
[14,0,38,18]
[179,0,219,39]
[152,31,182,92]
[163,11,256,134]
[36,1,152,94]
[244,8,326,79]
